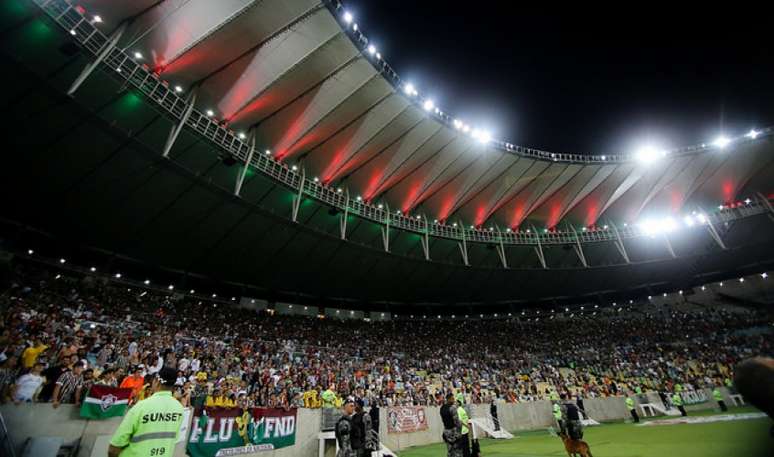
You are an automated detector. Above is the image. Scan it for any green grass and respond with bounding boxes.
[398,407,773,457]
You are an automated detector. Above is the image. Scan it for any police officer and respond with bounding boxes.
[335,398,356,457]
[440,393,463,457]
[350,399,373,457]
[108,366,184,457]
[561,394,583,439]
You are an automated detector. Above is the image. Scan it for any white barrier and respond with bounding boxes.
[2,389,739,456]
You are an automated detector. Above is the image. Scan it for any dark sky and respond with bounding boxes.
[344,2,774,155]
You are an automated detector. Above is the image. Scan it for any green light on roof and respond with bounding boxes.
[117,92,142,112]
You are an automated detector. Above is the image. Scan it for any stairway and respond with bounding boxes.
[470,416,514,439]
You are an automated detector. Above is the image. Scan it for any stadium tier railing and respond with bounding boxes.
[31,0,774,251]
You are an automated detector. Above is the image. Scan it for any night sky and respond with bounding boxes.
[345,2,774,155]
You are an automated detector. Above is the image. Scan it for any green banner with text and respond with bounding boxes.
[187,407,297,457]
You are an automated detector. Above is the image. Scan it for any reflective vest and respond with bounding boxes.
[626,397,635,410]
[457,406,469,435]
[713,389,723,401]
[553,403,562,420]
[109,391,184,457]
[672,393,683,406]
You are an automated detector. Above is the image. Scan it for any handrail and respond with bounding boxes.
[322,1,773,163]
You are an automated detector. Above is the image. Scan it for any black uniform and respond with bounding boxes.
[490,401,500,431]
[335,415,356,457]
[440,404,463,457]
[563,401,583,440]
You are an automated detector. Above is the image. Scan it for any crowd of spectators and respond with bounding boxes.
[1,261,771,410]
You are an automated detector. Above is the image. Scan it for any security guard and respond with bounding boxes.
[671,392,687,417]
[626,396,639,423]
[109,367,184,457]
[713,387,728,412]
[553,401,564,435]
[456,394,471,457]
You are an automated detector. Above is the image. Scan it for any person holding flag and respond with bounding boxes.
[108,367,184,457]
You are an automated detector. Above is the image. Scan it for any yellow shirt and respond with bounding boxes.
[22,345,48,368]
[206,395,235,407]
[303,390,318,408]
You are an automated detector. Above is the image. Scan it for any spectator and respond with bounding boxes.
[12,362,45,403]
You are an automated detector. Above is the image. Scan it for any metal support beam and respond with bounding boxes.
[757,192,774,223]
[234,130,256,196]
[339,189,349,240]
[495,225,508,269]
[162,87,198,158]
[381,205,391,252]
[532,225,547,269]
[291,168,305,223]
[662,233,677,258]
[570,225,588,267]
[420,217,431,260]
[697,205,727,250]
[458,221,469,266]
[67,22,127,96]
[705,219,727,250]
[608,221,630,264]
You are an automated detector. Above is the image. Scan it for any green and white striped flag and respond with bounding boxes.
[80,385,132,419]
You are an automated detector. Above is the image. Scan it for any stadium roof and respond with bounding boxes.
[1,0,773,309]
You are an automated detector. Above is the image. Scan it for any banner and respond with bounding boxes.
[387,406,428,433]
[187,407,297,457]
[681,390,709,405]
[80,386,132,419]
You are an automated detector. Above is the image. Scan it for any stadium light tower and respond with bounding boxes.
[712,135,731,148]
[635,146,664,164]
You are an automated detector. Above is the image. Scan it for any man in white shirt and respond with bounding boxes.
[12,362,45,403]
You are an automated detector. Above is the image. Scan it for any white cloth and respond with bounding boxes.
[14,374,44,401]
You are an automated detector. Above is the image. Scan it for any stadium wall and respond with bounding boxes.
[1,391,735,456]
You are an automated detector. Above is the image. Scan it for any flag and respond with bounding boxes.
[80,385,132,419]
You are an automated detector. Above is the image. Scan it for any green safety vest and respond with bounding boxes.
[671,394,683,406]
[110,391,184,457]
[455,392,465,405]
[549,391,559,401]
[626,397,635,409]
[713,389,723,401]
[635,386,642,395]
[674,384,683,393]
[321,389,336,408]
[553,403,562,420]
[458,406,470,435]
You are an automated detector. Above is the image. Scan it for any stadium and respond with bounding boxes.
[0,1,772,457]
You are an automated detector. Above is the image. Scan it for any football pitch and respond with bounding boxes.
[398,407,773,457]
